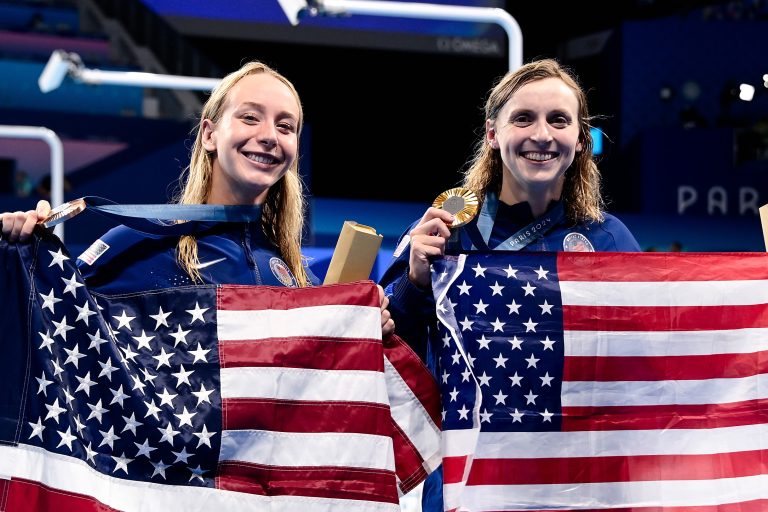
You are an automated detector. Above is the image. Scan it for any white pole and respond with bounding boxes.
[318,0,523,70]
[74,69,221,90]
[0,126,65,240]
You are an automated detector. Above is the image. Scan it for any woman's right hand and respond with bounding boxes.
[1,200,51,243]
[407,207,454,289]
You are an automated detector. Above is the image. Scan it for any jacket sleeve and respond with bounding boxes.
[378,221,436,363]
[601,214,642,252]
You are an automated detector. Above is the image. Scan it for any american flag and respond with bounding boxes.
[431,251,768,512]
[0,232,441,512]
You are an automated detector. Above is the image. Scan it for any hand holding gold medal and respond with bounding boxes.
[396,187,479,288]
[432,187,479,228]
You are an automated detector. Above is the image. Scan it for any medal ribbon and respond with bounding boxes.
[50,196,262,237]
[466,192,565,251]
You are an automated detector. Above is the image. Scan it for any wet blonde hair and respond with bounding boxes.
[463,58,604,223]
[175,61,310,286]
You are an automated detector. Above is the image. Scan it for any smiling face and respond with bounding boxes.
[202,73,300,205]
[487,77,583,206]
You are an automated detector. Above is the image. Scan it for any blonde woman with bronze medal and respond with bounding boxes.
[2,61,394,337]
[379,58,641,512]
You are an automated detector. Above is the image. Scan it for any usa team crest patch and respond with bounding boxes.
[563,232,595,252]
[269,257,298,287]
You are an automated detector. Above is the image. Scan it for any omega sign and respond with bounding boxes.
[678,185,762,215]
[436,37,501,56]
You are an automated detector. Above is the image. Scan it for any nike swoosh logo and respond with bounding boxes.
[193,257,226,270]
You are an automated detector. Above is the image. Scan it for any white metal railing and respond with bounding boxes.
[281,0,523,71]
[0,126,65,240]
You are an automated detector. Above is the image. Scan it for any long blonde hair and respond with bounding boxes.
[463,58,604,223]
[175,61,310,286]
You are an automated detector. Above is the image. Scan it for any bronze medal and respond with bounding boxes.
[432,188,479,228]
[40,198,86,228]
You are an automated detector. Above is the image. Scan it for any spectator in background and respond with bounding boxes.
[34,173,72,200]
[27,12,47,32]
[14,170,33,198]
[679,105,707,129]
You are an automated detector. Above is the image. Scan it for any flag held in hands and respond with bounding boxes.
[0,232,440,512]
[433,251,768,512]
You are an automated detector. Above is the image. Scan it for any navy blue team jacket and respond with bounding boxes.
[76,221,318,295]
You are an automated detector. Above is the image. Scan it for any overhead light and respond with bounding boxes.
[659,85,674,101]
[38,50,80,93]
[38,50,221,93]
[681,80,701,101]
[739,83,755,101]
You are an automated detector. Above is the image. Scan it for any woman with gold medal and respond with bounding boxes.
[379,58,640,512]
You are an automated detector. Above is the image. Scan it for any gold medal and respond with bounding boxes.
[432,187,479,228]
[39,198,86,228]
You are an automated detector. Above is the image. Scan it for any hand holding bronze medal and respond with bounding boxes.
[432,187,479,228]
[39,198,86,228]
[0,198,85,239]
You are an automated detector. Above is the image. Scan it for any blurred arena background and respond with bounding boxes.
[0,0,766,285]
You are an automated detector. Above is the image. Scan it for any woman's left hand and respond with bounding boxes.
[378,285,395,338]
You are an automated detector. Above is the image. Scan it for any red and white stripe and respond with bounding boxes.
[443,252,768,511]
[0,443,400,512]
[217,283,439,503]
